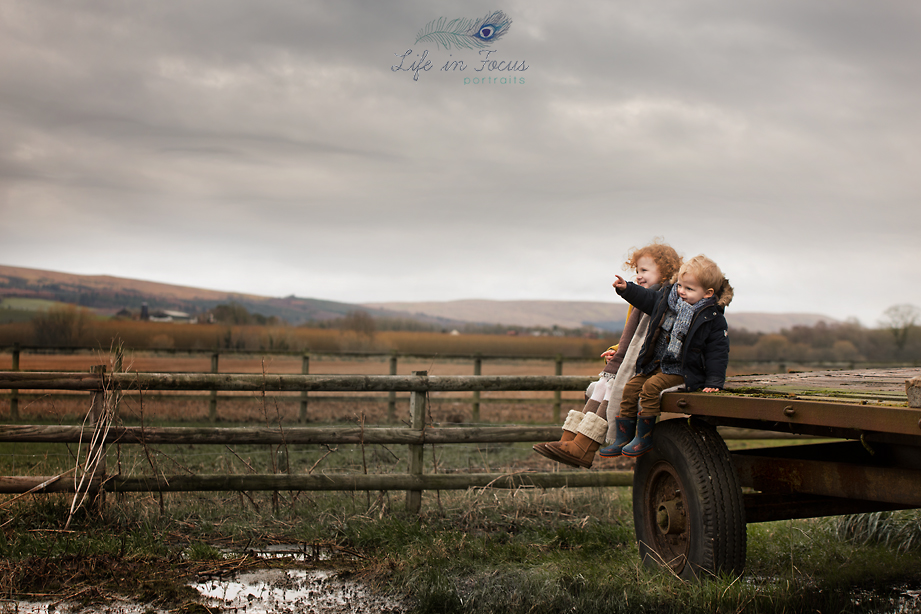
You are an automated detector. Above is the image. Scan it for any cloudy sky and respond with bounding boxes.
[2,1,919,326]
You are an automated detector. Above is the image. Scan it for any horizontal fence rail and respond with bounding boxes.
[0,425,564,445]
[0,472,635,495]
[0,372,595,392]
[1,344,594,362]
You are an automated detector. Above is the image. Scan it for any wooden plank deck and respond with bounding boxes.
[657,368,921,441]
[725,367,919,405]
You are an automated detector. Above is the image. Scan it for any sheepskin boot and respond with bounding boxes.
[621,416,657,457]
[543,412,608,469]
[532,410,584,461]
[598,417,637,458]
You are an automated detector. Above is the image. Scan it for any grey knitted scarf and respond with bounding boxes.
[665,284,716,360]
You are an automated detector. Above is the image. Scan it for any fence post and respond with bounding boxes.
[90,364,107,510]
[9,342,19,420]
[553,354,563,423]
[209,352,219,422]
[299,353,310,423]
[387,352,398,423]
[471,353,482,423]
[406,370,427,514]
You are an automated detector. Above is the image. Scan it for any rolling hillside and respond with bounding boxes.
[0,264,460,327]
[1,264,838,333]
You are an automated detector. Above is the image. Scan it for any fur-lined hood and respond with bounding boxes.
[716,279,734,309]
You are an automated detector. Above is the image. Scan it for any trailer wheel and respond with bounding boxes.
[632,419,746,580]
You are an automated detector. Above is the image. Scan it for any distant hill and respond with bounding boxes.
[362,299,630,331]
[364,300,841,334]
[0,264,460,327]
[0,264,839,333]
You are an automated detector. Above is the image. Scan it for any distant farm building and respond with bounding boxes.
[148,309,193,323]
[137,301,193,323]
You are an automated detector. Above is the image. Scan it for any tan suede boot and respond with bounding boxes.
[533,410,584,461]
[543,412,608,469]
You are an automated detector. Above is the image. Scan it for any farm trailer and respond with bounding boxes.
[641,367,921,580]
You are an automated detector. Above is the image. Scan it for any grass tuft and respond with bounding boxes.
[834,509,921,553]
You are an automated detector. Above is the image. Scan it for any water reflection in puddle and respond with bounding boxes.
[5,566,406,614]
[193,568,406,614]
[2,599,168,614]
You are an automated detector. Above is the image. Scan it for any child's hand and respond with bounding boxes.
[612,275,627,290]
[600,349,616,362]
[702,387,719,393]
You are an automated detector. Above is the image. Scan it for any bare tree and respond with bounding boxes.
[31,305,91,346]
[879,303,920,351]
[340,310,376,338]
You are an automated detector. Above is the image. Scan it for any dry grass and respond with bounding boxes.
[0,320,618,358]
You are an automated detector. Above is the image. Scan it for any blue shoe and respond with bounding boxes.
[621,416,657,457]
[599,417,637,457]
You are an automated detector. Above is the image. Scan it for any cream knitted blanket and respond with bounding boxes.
[604,313,650,442]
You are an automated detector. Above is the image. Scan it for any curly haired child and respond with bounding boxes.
[533,240,682,468]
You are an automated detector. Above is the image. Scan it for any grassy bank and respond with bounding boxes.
[3,487,921,613]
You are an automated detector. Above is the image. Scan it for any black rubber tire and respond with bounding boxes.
[632,419,746,580]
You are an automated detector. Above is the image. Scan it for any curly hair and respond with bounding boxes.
[624,239,682,283]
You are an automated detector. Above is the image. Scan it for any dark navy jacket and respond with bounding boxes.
[616,281,731,391]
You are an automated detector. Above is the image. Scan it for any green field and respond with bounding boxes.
[0,297,71,325]
[0,297,63,311]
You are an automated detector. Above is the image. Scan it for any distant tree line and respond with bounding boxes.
[209,302,283,326]
[212,302,921,360]
[290,309,608,338]
[730,304,921,363]
[21,300,921,362]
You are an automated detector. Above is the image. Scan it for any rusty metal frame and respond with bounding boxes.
[733,442,921,508]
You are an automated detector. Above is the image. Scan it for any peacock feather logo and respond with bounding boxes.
[415,10,512,51]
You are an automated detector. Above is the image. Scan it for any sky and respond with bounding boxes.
[1,1,920,326]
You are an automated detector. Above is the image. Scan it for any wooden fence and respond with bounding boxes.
[2,344,579,423]
[5,345,916,424]
[0,368,636,514]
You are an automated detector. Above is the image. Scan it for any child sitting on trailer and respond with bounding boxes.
[533,241,682,468]
[612,254,733,457]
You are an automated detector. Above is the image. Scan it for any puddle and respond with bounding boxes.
[5,568,407,614]
[1,599,169,614]
[230,543,337,562]
[870,586,921,614]
[193,568,406,613]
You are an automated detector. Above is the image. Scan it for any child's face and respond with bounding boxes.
[634,256,662,288]
[676,272,714,305]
